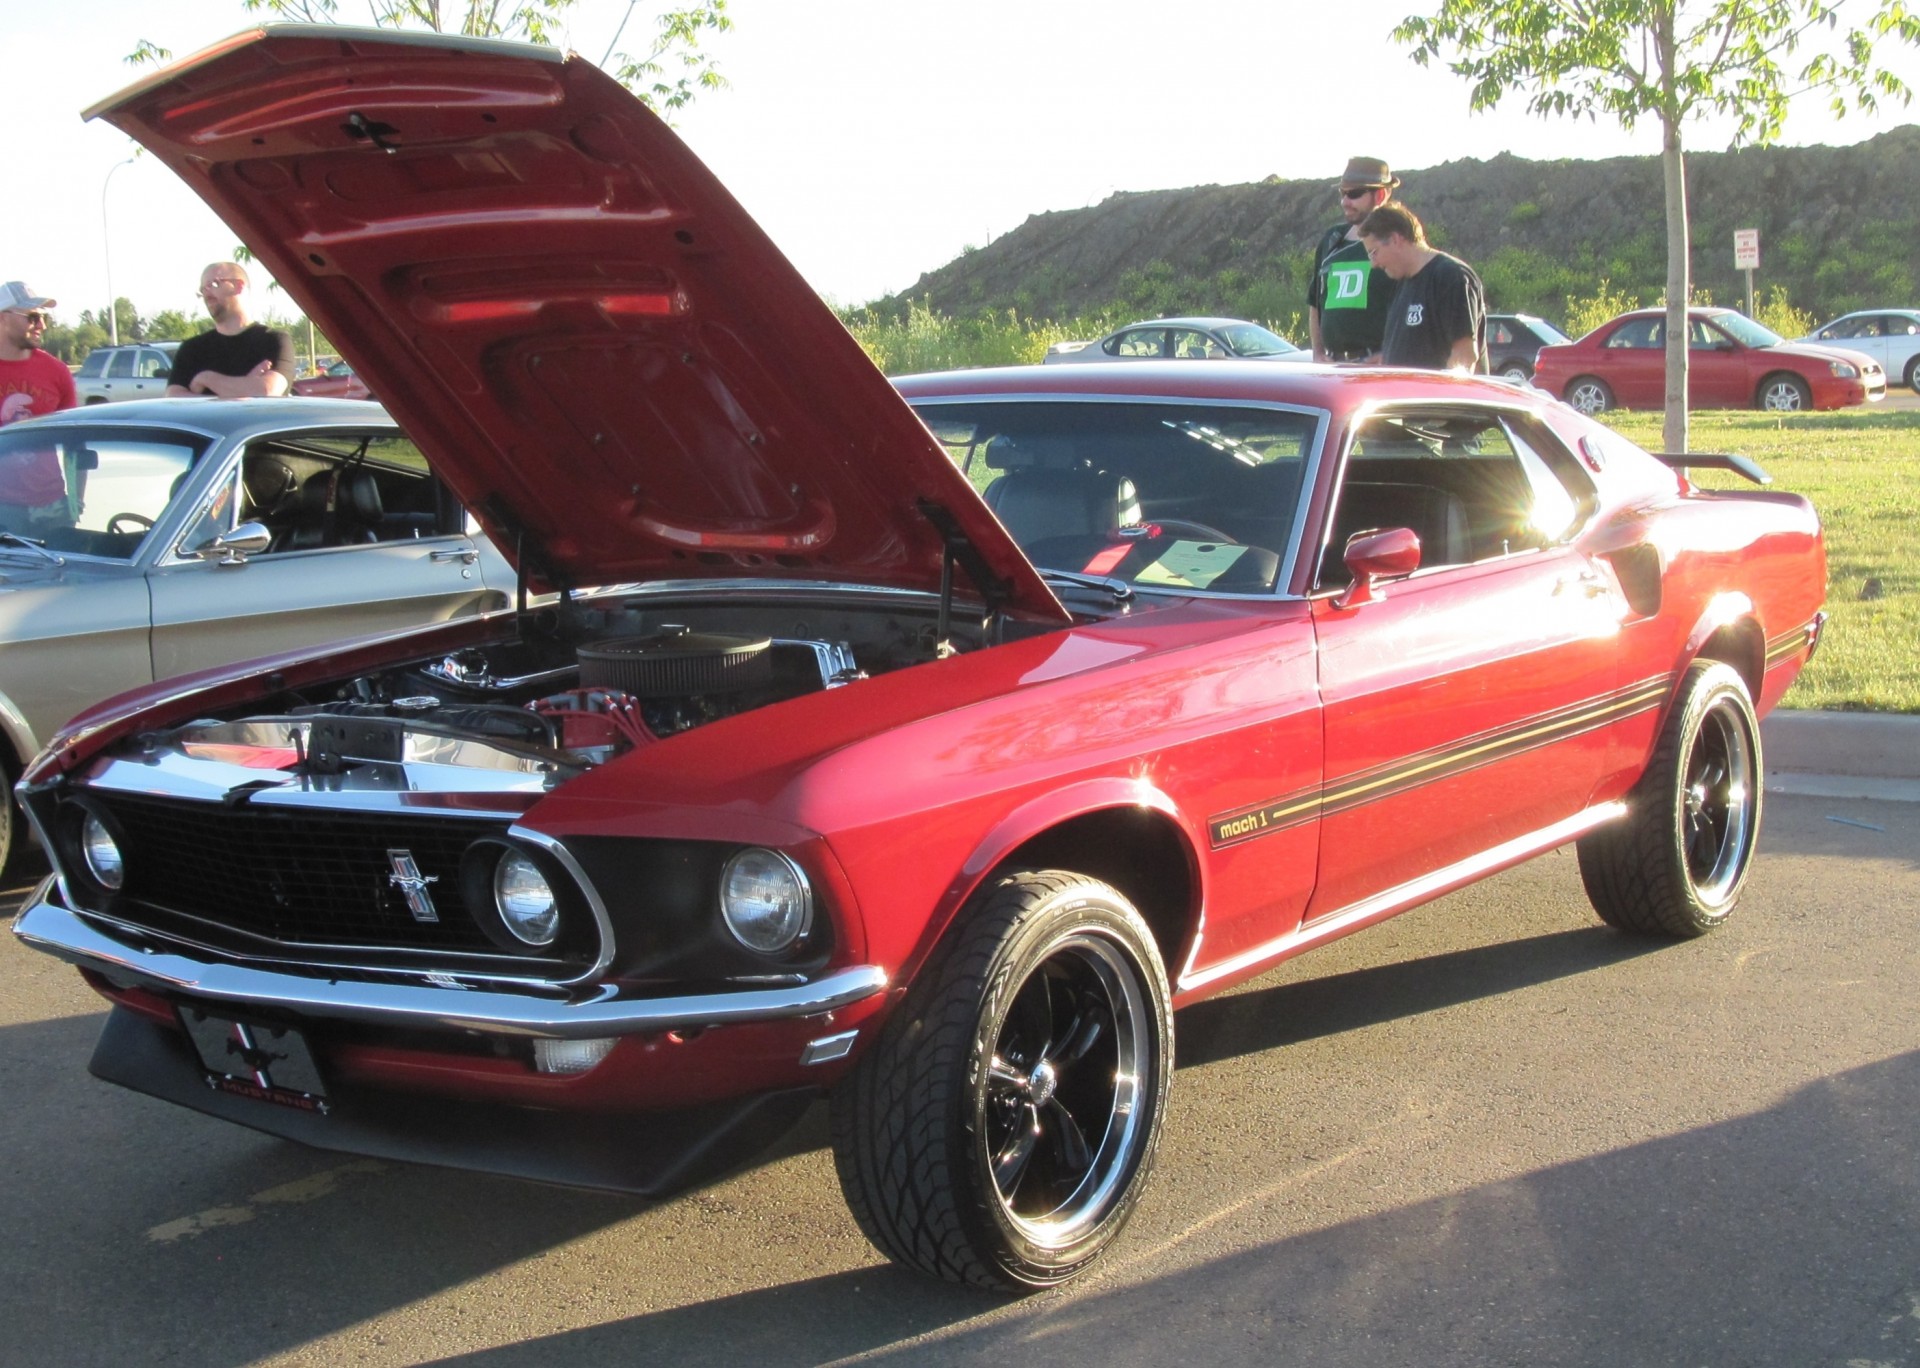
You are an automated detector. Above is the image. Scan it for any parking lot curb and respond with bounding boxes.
[1764,708,1920,802]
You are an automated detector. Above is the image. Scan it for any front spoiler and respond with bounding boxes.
[13,886,887,1041]
[89,1007,820,1197]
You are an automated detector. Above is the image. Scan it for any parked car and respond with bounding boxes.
[16,28,1827,1294]
[1486,312,1571,381]
[72,342,179,404]
[1797,309,1920,392]
[292,357,374,401]
[1045,316,1310,364]
[0,397,512,873]
[1534,307,1885,413]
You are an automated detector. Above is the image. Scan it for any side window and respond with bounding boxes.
[1170,330,1216,359]
[1688,319,1725,349]
[1606,320,1660,349]
[138,350,171,378]
[1490,321,1514,346]
[1854,318,1884,338]
[1892,318,1920,337]
[1109,330,1166,358]
[1320,410,1596,588]
[231,432,454,555]
[107,350,137,378]
[76,352,109,379]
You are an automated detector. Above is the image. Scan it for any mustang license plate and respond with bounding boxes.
[179,1007,330,1113]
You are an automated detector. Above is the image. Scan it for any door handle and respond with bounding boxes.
[430,547,479,565]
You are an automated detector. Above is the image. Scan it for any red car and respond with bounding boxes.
[1534,306,1885,413]
[290,358,373,401]
[17,29,1827,1292]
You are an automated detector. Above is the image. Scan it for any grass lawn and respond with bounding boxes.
[1602,407,1920,713]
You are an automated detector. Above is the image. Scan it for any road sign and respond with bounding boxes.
[1734,229,1760,271]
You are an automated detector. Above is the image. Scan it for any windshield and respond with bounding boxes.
[1527,318,1572,345]
[917,400,1320,594]
[1216,323,1300,357]
[1713,313,1785,348]
[0,424,211,560]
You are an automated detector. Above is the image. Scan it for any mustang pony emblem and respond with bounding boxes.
[386,850,441,923]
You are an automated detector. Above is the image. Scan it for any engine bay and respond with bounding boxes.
[124,591,1009,788]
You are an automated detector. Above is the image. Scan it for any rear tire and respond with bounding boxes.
[1498,361,1532,382]
[830,870,1172,1291]
[1757,373,1811,412]
[1578,662,1761,937]
[1565,376,1614,413]
[1905,354,1920,392]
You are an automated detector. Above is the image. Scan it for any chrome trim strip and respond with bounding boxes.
[12,898,888,1040]
[1178,800,1627,993]
[799,1029,860,1065]
[508,825,616,984]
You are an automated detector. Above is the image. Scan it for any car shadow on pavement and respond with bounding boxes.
[1175,926,1659,1070]
[425,1050,1920,1368]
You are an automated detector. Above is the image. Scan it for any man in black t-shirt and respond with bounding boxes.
[1308,156,1399,363]
[1358,204,1487,373]
[166,262,295,398]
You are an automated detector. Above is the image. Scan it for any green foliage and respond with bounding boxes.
[1753,284,1816,339]
[1506,201,1542,225]
[1563,278,1643,338]
[133,1,731,114]
[839,299,1108,376]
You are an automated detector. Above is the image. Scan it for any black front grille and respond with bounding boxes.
[90,793,508,954]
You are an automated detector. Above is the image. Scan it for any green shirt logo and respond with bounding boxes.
[1325,262,1370,309]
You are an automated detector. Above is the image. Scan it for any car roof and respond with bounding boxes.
[1123,317,1261,331]
[22,396,397,440]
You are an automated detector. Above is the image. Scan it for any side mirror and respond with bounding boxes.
[1333,526,1421,609]
[185,520,272,565]
[75,448,100,473]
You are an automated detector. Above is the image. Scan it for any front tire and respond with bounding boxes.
[1757,373,1812,412]
[1565,376,1614,413]
[1577,662,1761,936]
[831,870,1173,1291]
[1498,361,1532,382]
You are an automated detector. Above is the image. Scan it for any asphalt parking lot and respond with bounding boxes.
[4,714,1917,1368]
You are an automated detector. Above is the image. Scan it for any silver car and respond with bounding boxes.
[72,343,181,404]
[0,397,512,871]
[1043,316,1311,364]
[1797,309,1920,392]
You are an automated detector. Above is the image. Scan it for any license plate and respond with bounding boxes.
[179,1007,330,1113]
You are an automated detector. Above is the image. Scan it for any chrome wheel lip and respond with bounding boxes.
[1683,698,1757,906]
[981,930,1153,1249]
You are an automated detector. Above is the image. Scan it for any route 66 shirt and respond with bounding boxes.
[1379,251,1488,371]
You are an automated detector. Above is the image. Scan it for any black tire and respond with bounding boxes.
[0,750,18,883]
[1905,354,1920,393]
[1756,372,1811,412]
[1565,376,1614,414]
[1497,360,1532,382]
[1577,662,1761,937]
[831,870,1172,1291]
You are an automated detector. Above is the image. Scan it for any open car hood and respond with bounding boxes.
[90,26,1065,621]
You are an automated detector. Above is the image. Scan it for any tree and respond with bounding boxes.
[1395,0,1919,451]
[132,0,731,116]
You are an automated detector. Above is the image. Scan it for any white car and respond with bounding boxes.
[1044,317,1310,365]
[72,343,180,404]
[1798,310,1920,391]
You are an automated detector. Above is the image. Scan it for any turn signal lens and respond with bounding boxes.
[719,848,812,954]
[80,813,125,890]
[493,852,559,946]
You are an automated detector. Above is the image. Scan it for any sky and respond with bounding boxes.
[13,0,1920,326]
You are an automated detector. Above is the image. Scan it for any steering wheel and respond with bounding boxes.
[1148,518,1238,544]
[106,512,154,535]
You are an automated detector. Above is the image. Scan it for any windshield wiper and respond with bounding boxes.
[1040,568,1134,605]
[0,531,65,567]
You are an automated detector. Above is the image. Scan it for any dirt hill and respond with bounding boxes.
[875,126,1920,328]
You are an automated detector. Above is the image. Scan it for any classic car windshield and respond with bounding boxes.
[918,400,1318,593]
[0,425,209,559]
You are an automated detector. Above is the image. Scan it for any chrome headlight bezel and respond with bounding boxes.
[492,850,561,948]
[718,847,814,955]
[460,839,581,956]
[79,810,126,891]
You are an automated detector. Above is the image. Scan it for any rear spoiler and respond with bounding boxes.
[1651,452,1772,486]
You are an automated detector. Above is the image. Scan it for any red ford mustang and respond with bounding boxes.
[1533,306,1885,414]
[16,28,1827,1292]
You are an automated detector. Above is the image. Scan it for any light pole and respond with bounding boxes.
[102,154,138,347]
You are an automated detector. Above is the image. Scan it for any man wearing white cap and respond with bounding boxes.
[0,281,79,534]
[0,282,77,427]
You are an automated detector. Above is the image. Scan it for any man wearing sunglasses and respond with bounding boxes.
[166,262,295,398]
[1308,157,1400,365]
[0,281,79,535]
[0,282,77,428]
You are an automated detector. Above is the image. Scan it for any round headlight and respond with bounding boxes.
[720,848,812,954]
[81,813,125,891]
[493,852,559,947]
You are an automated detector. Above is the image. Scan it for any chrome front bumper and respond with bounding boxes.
[12,885,888,1041]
